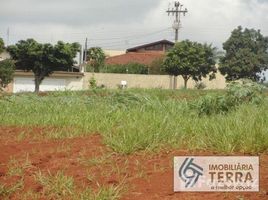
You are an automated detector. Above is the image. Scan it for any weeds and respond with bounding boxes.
[93,185,123,200]
[79,154,112,167]
[0,87,267,154]
[7,155,32,177]
[21,190,41,200]
[35,171,74,199]
[73,185,123,200]
[193,80,266,115]
[35,171,123,200]
[89,75,97,89]
[0,178,24,199]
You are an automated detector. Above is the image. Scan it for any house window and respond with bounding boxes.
[145,44,163,51]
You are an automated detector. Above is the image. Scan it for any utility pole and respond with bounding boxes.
[6,28,10,46]
[84,38,88,72]
[84,38,88,63]
[166,1,188,42]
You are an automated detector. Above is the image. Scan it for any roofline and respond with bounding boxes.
[126,39,175,52]
[14,70,84,77]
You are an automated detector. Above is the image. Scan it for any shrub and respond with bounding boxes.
[89,76,97,89]
[85,64,95,72]
[226,80,265,105]
[195,82,207,90]
[149,57,166,75]
[194,94,229,115]
[103,63,148,74]
[0,59,15,91]
[194,80,265,115]
[102,64,126,74]
[261,82,268,88]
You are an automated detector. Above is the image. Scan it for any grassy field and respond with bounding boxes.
[0,88,267,154]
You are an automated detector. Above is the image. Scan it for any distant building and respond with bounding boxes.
[105,40,174,66]
[106,52,165,66]
[104,50,125,58]
[126,40,174,53]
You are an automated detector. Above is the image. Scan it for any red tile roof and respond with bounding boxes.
[105,52,165,66]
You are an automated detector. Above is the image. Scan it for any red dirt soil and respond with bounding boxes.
[0,126,267,200]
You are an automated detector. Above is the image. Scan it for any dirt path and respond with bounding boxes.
[0,126,267,200]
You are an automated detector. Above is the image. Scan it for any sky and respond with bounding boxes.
[0,0,268,51]
[1,0,268,80]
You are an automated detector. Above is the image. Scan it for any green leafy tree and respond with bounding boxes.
[7,39,80,92]
[87,47,105,72]
[219,26,268,81]
[53,41,80,71]
[0,38,4,54]
[163,40,217,89]
[0,59,15,91]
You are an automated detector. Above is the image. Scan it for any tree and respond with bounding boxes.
[0,59,15,91]
[0,38,4,54]
[7,39,80,92]
[87,47,105,72]
[219,26,268,82]
[149,57,167,75]
[163,40,217,89]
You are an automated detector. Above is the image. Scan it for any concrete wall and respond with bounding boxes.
[83,73,173,89]
[65,77,84,90]
[83,72,227,90]
[5,71,226,93]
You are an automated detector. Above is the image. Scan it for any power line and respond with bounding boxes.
[87,27,172,41]
[67,26,171,36]
[92,35,175,50]
[82,28,173,50]
[8,27,171,41]
[87,29,173,46]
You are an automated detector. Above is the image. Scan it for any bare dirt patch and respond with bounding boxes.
[0,126,267,200]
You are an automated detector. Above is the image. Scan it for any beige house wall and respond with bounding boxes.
[5,71,226,93]
[83,72,227,90]
[83,73,173,89]
[104,50,125,57]
[65,77,84,90]
[175,72,227,90]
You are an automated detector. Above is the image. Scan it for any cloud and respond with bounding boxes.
[145,0,268,48]
[0,0,267,50]
[0,0,162,26]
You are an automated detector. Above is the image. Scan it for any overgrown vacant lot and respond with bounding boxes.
[0,88,268,199]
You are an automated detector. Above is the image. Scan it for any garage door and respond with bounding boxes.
[14,77,66,93]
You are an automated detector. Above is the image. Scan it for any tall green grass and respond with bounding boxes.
[0,89,267,154]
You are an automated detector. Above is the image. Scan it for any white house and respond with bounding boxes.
[0,50,10,61]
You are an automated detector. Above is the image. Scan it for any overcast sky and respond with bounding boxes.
[0,0,268,51]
